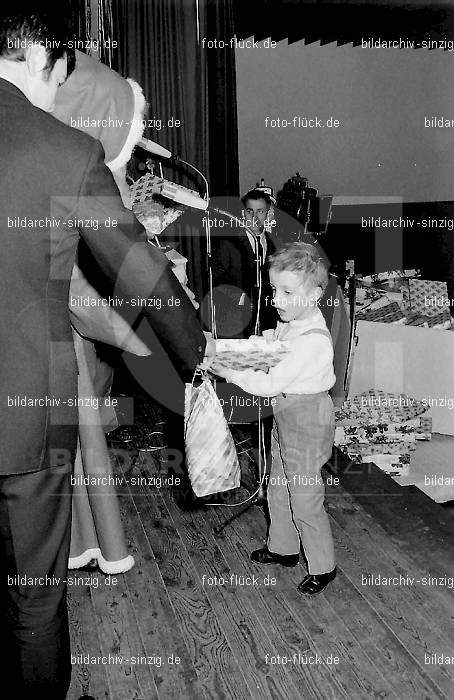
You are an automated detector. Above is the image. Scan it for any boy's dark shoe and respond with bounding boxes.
[297,567,337,595]
[250,546,299,567]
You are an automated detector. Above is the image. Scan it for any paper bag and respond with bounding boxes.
[184,378,240,497]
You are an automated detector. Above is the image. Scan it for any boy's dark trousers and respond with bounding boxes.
[0,464,72,699]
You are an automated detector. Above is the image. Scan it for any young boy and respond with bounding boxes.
[217,242,337,595]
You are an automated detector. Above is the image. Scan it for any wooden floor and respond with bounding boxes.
[67,394,454,700]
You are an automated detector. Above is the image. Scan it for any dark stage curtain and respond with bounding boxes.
[205,0,239,198]
[109,0,239,302]
[111,0,209,187]
[66,0,91,49]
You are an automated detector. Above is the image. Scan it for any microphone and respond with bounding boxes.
[157,181,208,210]
[137,137,172,160]
[136,139,209,210]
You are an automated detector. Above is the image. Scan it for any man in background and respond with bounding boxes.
[210,187,280,339]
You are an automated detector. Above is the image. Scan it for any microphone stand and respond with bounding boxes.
[203,208,268,534]
[212,398,267,536]
[139,153,268,530]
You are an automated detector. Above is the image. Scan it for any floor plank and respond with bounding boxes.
[67,583,111,700]
[116,489,205,700]
[162,491,304,699]
[229,501,402,699]
[203,503,352,700]
[87,568,158,700]
[124,462,253,700]
[326,450,454,573]
[65,385,454,700]
[326,484,454,642]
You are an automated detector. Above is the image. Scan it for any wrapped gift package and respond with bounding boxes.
[334,390,433,478]
[207,337,289,374]
[408,279,450,317]
[348,322,454,435]
[343,441,416,457]
[354,274,452,330]
[356,301,407,325]
[425,309,452,329]
[403,312,429,328]
[130,173,186,238]
[335,416,432,444]
[417,416,433,440]
[362,454,411,477]
[335,421,422,446]
[360,270,419,285]
[348,451,411,476]
[335,390,428,423]
[401,282,411,312]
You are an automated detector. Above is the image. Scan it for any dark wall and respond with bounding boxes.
[322,201,454,287]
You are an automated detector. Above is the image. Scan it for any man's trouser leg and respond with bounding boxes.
[0,464,73,699]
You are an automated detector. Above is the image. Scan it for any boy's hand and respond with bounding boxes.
[248,331,274,344]
[214,367,236,382]
[203,331,216,360]
[262,329,275,343]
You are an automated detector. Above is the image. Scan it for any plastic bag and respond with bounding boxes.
[184,378,240,497]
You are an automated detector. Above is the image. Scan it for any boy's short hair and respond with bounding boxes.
[269,242,329,291]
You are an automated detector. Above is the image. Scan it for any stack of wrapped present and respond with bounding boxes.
[355,274,452,330]
[356,300,407,324]
[335,390,432,476]
[401,279,452,328]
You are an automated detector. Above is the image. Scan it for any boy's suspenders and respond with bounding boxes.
[280,328,334,398]
[300,328,333,346]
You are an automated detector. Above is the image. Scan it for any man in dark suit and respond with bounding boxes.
[210,189,280,339]
[209,187,338,338]
[0,9,206,698]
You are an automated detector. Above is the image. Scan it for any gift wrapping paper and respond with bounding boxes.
[403,312,429,327]
[350,454,410,476]
[361,270,419,284]
[335,416,431,440]
[342,441,416,457]
[356,301,407,324]
[408,279,449,317]
[347,451,411,475]
[416,416,432,440]
[363,454,411,477]
[335,423,418,446]
[355,277,452,329]
[336,390,428,423]
[401,283,411,312]
[425,309,452,329]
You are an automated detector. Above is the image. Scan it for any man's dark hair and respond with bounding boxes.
[241,188,273,208]
[0,7,75,78]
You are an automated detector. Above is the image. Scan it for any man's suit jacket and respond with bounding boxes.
[210,226,278,338]
[0,78,205,475]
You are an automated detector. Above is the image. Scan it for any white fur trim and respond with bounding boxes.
[68,548,101,570]
[97,553,135,575]
[107,78,147,172]
[69,548,135,574]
